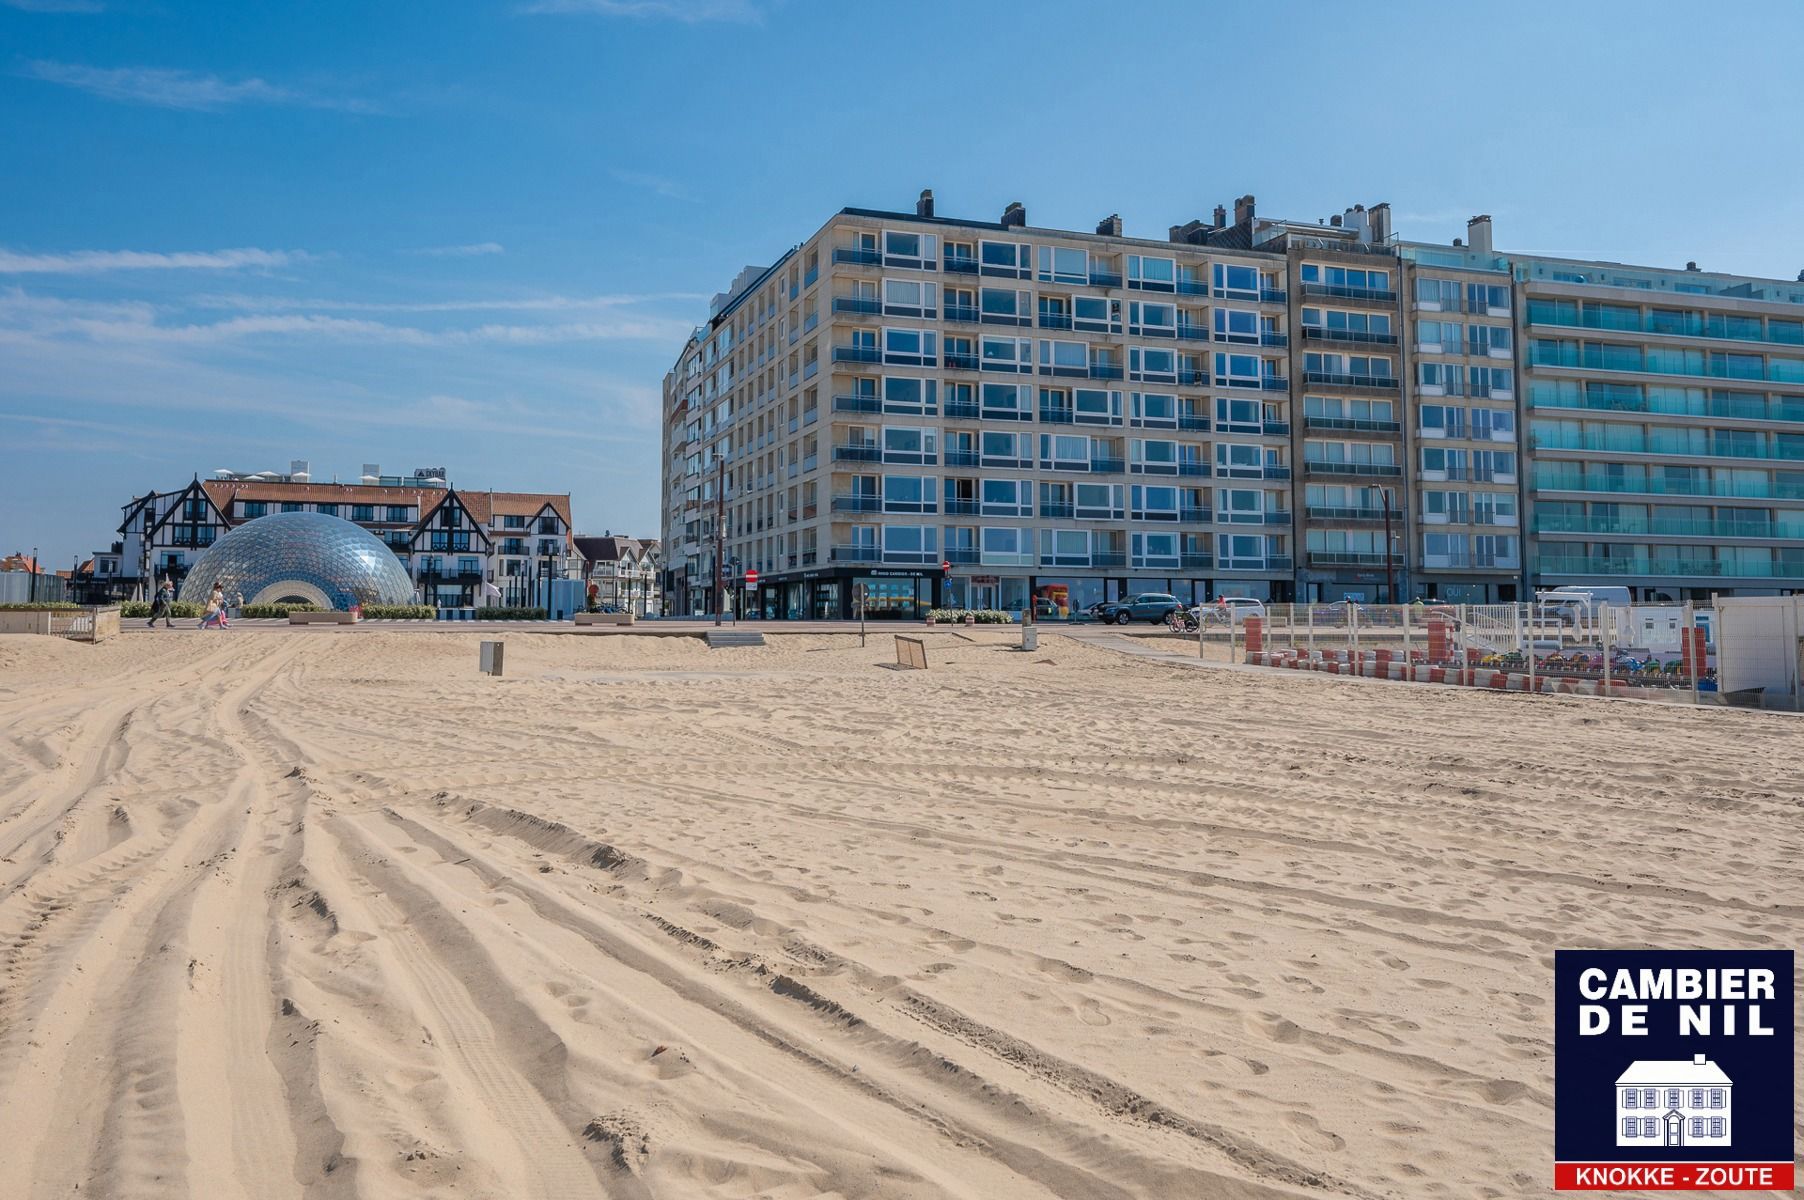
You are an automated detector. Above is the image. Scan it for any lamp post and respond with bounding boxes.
[713,455,725,627]
[1380,486,1399,604]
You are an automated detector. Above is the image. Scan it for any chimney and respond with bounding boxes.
[1213,204,1228,228]
[1453,238,1463,247]
[1168,220,1207,245]
[916,189,934,219]
[1370,202,1392,245]
[1096,213,1122,237]
[1467,214,1494,254]
[1685,261,1700,272]
[1001,201,1026,229]
[1233,195,1256,226]
[1693,1054,1707,1066]
[1329,214,1342,227]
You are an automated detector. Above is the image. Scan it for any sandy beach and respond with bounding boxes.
[0,629,1798,1199]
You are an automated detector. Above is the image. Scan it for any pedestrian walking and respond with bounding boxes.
[146,579,175,628]
[199,582,227,630]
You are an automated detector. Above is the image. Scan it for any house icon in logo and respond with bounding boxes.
[1615,1055,1732,1147]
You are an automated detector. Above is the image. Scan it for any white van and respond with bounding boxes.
[1188,596,1267,625]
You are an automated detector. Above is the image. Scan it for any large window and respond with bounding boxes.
[1415,277,1461,310]
[980,287,1029,324]
[1215,352,1264,387]
[1041,433,1091,470]
[1215,308,1260,343]
[882,327,937,366]
[979,240,1030,278]
[1040,339,1090,374]
[1213,263,1259,299]
[980,478,1031,516]
[882,230,936,270]
[1128,255,1175,290]
[981,336,1032,372]
[883,278,937,317]
[1037,245,1088,285]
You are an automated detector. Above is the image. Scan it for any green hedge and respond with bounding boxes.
[474,606,548,621]
[121,600,203,618]
[0,601,82,611]
[359,604,435,620]
[927,608,1013,624]
[241,603,322,619]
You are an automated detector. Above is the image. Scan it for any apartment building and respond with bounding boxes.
[109,463,578,609]
[662,193,1804,616]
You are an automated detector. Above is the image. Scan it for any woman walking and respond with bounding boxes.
[199,582,227,630]
[145,579,175,629]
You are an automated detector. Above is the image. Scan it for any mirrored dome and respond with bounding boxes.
[178,511,416,609]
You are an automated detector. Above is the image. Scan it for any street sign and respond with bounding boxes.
[744,568,759,587]
[941,560,951,573]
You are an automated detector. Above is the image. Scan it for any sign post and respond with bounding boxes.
[744,567,758,623]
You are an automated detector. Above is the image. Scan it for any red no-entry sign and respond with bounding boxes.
[744,568,759,587]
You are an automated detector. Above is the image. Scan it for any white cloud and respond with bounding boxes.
[408,242,506,258]
[523,0,761,22]
[610,169,696,201]
[18,60,378,113]
[186,290,707,314]
[0,246,304,274]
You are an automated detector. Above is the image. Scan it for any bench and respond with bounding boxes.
[705,630,766,648]
[575,612,635,626]
[894,635,928,670]
[289,611,356,625]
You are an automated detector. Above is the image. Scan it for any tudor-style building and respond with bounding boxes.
[574,534,663,615]
[106,469,578,611]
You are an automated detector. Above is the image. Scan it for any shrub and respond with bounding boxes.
[121,600,202,618]
[241,603,322,619]
[0,601,83,611]
[927,608,1012,625]
[474,606,548,621]
[359,604,436,620]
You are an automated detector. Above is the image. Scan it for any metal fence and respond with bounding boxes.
[0,571,71,605]
[1227,603,1715,703]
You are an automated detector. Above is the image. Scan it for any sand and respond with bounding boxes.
[0,628,1798,1199]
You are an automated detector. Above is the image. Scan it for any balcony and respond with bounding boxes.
[944,449,980,467]
[1303,461,1403,478]
[1180,506,1212,523]
[1303,415,1402,434]
[945,351,980,371]
[1301,282,1396,304]
[832,444,882,462]
[944,400,980,420]
[1261,287,1288,304]
[1039,501,1075,519]
[1089,456,1127,474]
[1536,556,1804,580]
[832,247,881,266]
[1262,376,1290,392]
[1533,516,1790,540]
[1176,324,1209,342]
[1177,278,1208,296]
[1303,371,1399,393]
[1088,362,1125,381]
[831,296,882,316]
[1528,391,1804,424]
[832,346,882,364]
[943,255,978,275]
[1307,551,1393,567]
[1306,506,1389,523]
[1178,414,1209,431]
[1037,312,1074,330]
[1262,420,1291,436]
[1177,367,1205,386]
[1088,268,1124,288]
[1261,332,1290,348]
[831,544,880,562]
[1179,553,1214,570]
[1262,465,1292,480]
[1040,405,1075,425]
[943,303,980,324]
[830,494,882,513]
[833,394,882,414]
[1303,326,1400,347]
[944,547,981,563]
[1091,552,1128,568]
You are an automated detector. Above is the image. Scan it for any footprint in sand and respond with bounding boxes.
[1283,1112,1345,1151]
[1244,1012,1303,1043]
[1378,953,1410,971]
[1075,998,1111,1027]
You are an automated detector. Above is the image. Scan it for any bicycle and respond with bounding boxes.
[1165,609,1199,634]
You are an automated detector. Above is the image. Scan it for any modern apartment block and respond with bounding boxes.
[661,193,1804,617]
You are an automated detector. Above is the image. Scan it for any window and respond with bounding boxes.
[883,278,937,317]
[980,430,1028,465]
[1709,1089,1725,1108]
[1132,531,1179,564]
[1215,353,1263,387]
[352,505,375,522]
[1468,324,1513,356]
[883,327,937,366]
[1133,392,1177,426]
[1666,1089,1680,1109]
[1073,388,1120,424]
[1418,361,1465,395]
[1302,264,1390,295]
[1641,1118,1657,1139]
[280,501,302,513]
[1037,245,1088,285]
[316,503,338,516]
[1128,255,1175,291]
[882,426,937,463]
[883,376,936,413]
[981,336,1032,372]
[242,501,267,518]
[980,478,1031,516]
[1040,339,1089,374]
[882,524,936,559]
[980,526,1030,562]
[1215,442,1264,476]
[979,240,1030,278]
[1467,282,1510,313]
[1623,1089,1639,1110]
[504,514,527,529]
[1041,433,1091,470]
[1213,263,1259,300]
[1642,1089,1657,1108]
[1215,308,1260,344]
[1130,301,1175,335]
[1415,277,1461,310]
[1472,408,1515,439]
[1072,296,1119,333]
[1469,365,1515,397]
[1473,492,1517,524]
[882,230,936,269]
[1130,346,1177,381]
[883,475,933,512]
[980,287,1029,324]
[981,383,1030,418]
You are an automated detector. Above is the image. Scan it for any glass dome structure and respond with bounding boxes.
[178,511,417,609]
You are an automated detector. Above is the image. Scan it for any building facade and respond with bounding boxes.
[574,535,662,615]
[662,195,1804,617]
[106,465,578,611]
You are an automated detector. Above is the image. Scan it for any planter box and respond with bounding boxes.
[575,612,634,626]
[289,611,356,625]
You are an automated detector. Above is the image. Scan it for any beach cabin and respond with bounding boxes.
[1615,1056,1731,1147]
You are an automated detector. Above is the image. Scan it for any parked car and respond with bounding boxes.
[1096,592,1183,625]
[1188,596,1267,625]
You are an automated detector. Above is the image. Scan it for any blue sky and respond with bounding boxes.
[4,0,1802,568]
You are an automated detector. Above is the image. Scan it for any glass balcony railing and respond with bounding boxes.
[1304,415,1402,434]
[1307,551,1392,566]
[1306,506,1389,522]
[832,247,880,266]
[1303,461,1403,477]
[1536,555,1804,579]
[1302,326,1400,346]
[830,494,882,513]
[832,394,882,414]
[1301,282,1395,303]
[1532,516,1793,539]
[1529,432,1804,461]
[945,351,980,371]
[1303,371,1400,391]
[1089,456,1127,473]
[1528,390,1804,423]
[832,346,882,364]
[1529,344,1804,384]
[831,296,882,315]
[943,256,978,275]
[1532,472,1804,500]
[1526,304,1804,347]
[943,303,980,324]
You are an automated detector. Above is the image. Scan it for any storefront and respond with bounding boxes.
[747,565,943,620]
[747,568,1290,619]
